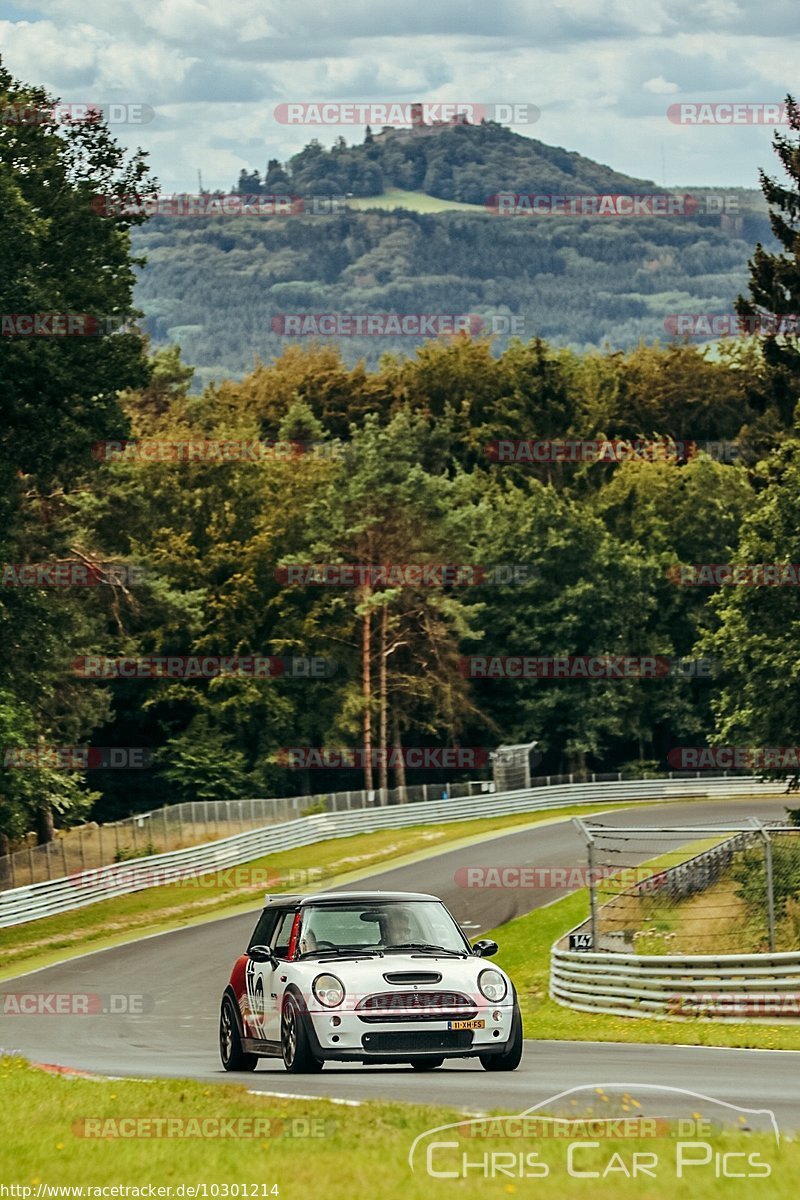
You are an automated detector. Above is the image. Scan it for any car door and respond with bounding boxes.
[244,907,298,1045]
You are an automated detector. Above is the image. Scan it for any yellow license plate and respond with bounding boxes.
[448,1019,485,1030]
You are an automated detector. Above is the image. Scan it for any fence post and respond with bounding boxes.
[764,830,776,953]
[64,837,70,875]
[28,844,34,885]
[752,819,776,953]
[576,819,599,949]
[163,806,169,849]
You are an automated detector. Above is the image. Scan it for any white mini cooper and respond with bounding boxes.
[219,890,523,1073]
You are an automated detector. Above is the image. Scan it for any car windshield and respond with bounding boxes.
[296,900,470,957]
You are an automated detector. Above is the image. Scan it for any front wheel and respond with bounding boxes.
[281,995,324,1073]
[409,1057,444,1070]
[219,996,258,1072]
[479,1003,523,1071]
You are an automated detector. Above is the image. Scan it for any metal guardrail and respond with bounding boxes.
[0,774,783,929]
[550,946,800,1021]
[0,767,772,890]
[551,817,800,1022]
[0,781,496,889]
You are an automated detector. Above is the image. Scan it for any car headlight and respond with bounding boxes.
[312,973,345,1007]
[478,968,508,1002]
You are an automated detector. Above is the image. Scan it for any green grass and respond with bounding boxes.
[0,1057,791,1198]
[346,188,486,213]
[0,801,641,980]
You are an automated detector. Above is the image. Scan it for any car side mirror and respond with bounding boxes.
[248,944,277,965]
[471,938,499,958]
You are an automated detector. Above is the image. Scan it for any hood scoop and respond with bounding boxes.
[383,971,442,985]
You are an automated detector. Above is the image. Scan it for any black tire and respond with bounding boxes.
[479,1003,523,1071]
[409,1057,445,1070]
[281,994,324,1073]
[219,995,258,1072]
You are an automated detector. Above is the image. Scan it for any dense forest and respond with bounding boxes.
[125,124,777,389]
[2,63,800,848]
[132,199,775,390]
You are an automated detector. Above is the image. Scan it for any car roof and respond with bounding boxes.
[262,890,439,907]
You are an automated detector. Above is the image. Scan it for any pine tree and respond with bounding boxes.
[736,94,800,422]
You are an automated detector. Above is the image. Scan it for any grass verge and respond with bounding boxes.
[0,802,640,981]
[0,1057,791,1198]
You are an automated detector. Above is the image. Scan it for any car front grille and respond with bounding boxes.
[356,990,477,1023]
[361,1030,474,1054]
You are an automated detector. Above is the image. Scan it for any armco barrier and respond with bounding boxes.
[550,818,800,1022]
[0,775,783,928]
[550,946,800,1021]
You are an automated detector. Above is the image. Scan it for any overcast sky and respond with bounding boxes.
[0,0,797,192]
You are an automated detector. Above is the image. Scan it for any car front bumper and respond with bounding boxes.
[305,1001,516,1060]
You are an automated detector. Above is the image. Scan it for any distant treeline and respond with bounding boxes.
[132,205,775,391]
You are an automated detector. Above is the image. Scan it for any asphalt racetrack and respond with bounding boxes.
[3,796,800,1128]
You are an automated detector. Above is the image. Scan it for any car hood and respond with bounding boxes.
[289,953,510,1001]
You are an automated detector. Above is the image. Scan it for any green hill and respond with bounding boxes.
[130,125,774,390]
[238,119,658,204]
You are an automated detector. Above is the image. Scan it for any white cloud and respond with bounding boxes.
[1,0,797,189]
[644,76,680,94]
